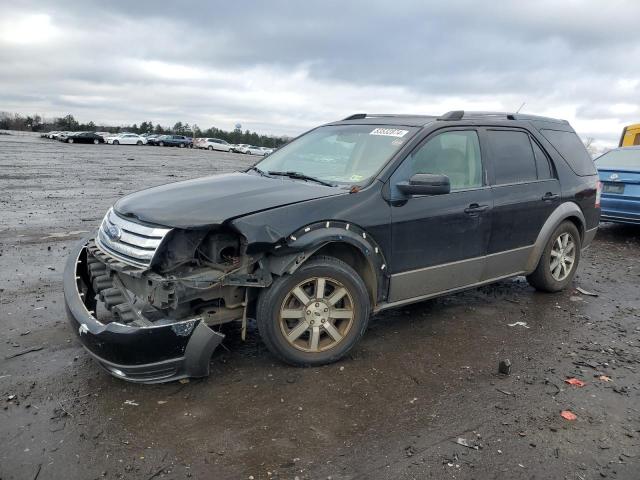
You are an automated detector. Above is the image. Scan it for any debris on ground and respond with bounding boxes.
[455,437,480,450]
[499,359,512,375]
[576,287,598,297]
[507,321,530,328]
[560,410,577,421]
[5,346,44,359]
[598,375,612,382]
[124,400,139,406]
[565,378,586,387]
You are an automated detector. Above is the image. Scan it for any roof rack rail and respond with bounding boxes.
[437,110,464,121]
[342,113,367,120]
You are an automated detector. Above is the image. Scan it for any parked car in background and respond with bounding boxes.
[107,133,147,145]
[619,123,640,147]
[596,146,640,224]
[65,132,105,144]
[146,134,162,146]
[245,145,266,155]
[95,132,111,141]
[57,132,74,142]
[157,135,192,148]
[231,143,250,153]
[201,138,232,152]
[260,146,275,155]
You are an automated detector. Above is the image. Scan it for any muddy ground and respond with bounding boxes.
[1,133,639,480]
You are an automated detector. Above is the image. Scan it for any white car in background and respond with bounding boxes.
[202,138,232,152]
[245,145,267,155]
[107,133,147,145]
[231,143,251,153]
[260,147,274,155]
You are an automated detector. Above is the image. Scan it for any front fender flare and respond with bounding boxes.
[264,221,389,302]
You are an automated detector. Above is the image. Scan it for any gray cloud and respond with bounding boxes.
[1,0,639,145]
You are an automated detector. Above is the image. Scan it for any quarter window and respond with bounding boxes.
[487,130,537,184]
[531,139,552,179]
[408,130,483,191]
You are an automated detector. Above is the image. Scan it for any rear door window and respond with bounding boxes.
[486,130,537,184]
[540,129,596,176]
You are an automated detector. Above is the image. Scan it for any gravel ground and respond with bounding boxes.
[1,133,639,480]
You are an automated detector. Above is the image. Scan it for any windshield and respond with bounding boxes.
[596,149,640,169]
[255,124,418,185]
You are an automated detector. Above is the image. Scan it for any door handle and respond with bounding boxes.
[464,203,489,215]
[542,192,560,201]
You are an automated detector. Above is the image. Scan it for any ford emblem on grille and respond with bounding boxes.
[609,173,619,180]
[105,224,122,241]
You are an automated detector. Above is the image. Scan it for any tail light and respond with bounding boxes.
[595,180,602,208]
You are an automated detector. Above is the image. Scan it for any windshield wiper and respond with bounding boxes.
[267,171,335,187]
[247,166,269,176]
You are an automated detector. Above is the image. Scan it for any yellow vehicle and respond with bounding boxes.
[619,123,640,146]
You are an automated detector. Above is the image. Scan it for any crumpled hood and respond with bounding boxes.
[114,172,343,228]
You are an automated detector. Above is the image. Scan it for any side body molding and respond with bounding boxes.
[524,201,586,273]
[264,221,389,303]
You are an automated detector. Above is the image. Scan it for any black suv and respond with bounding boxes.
[64,111,600,383]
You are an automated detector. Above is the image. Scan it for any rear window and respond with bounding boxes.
[595,149,640,169]
[486,130,537,184]
[540,129,596,176]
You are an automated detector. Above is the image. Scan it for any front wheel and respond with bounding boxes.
[208,146,214,151]
[113,140,119,145]
[256,256,370,366]
[158,141,164,146]
[68,138,74,144]
[136,141,142,146]
[93,139,99,144]
[527,221,581,292]
[179,143,185,148]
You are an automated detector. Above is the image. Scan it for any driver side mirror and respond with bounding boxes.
[397,173,450,196]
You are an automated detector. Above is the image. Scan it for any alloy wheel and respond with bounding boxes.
[279,276,354,353]
[550,232,575,281]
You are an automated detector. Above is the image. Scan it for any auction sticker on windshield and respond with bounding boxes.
[370,128,409,138]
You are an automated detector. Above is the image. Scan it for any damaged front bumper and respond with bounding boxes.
[63,239,224,383]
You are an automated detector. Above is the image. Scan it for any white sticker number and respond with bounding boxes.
[370,128,409,138]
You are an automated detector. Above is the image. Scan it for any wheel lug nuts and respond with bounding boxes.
[324,308,328,312]
[321,319,326,323]
[306,310,311,315]
[315,303,319,307]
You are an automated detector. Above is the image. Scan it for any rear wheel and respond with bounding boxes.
[136,140,142,146]
[158,141,164,146]
[113,140,119,145]
[93,139,99,144]
[257,256,370,366]
[68,138,74,144]
[179,143,185,148]
[208,145,214,151]
[527,221,581,292]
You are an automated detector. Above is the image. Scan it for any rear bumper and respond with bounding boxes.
[63,239,224,384]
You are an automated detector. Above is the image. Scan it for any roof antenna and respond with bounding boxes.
[515,102,526,113]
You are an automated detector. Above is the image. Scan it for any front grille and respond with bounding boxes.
[96,208,171,268]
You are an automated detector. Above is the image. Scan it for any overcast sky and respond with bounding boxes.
[1,0,639,146]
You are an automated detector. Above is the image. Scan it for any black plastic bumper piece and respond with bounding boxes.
[63,239,224,384]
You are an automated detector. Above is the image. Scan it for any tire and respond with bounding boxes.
[68,138,74,144]
[179,143,185,148]
[527,220,581,293]
[136,141,142,146]
[159,141,164,146]
[93,139,99,144]
[113,140,119,145]
[256,256,370,366]
[208,146,214,151]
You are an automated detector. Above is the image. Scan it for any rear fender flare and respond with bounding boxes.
[525,202,585,273]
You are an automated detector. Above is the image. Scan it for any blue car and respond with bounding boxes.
[596,146,640,224]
